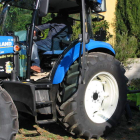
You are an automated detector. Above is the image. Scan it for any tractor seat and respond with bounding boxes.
[43,50,64,55]
[42,34,71,55]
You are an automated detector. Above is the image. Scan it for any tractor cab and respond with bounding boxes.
[0,0,106,81]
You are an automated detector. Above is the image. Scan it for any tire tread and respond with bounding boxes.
[0,87,18,140]
[57,52,128,139]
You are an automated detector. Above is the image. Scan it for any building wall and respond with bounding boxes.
[101,0,117,45]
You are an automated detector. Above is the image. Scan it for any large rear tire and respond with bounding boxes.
[0,87,19,140]
[57,52,128,139]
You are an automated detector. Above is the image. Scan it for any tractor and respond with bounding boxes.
[0,0,128,139]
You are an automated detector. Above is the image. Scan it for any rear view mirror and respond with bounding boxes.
[38,0,49,17]
[90,0,106,13]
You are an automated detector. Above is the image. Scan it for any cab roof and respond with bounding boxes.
[0,0,79,13]
[49,0,79,13]
[0,0,103,15]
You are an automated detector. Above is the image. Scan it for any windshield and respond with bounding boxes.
[11,0,35,10]
[1,0,35,10]
[0,4,32,35]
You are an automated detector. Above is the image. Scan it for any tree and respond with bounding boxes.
[116,0,140,41]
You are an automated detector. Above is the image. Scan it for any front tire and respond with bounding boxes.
[57,52,128,139]
[0,87,19,140]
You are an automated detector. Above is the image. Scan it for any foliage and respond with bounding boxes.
[115,0,140,60]
[92,20,109,33]
[63,13,111,41]
[8,8,32,31]
[114,32,138,62]
[42,13,53,24]
[128,79,140,110]
[71,18,110,41]
[92,19,111,41]
[116,0,140,41]
[0,5,32,34]
[0,4,3,11]
[71,21,81,41]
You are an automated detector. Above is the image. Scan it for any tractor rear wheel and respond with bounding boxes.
[57,52,128,139]
[0,87,19,140]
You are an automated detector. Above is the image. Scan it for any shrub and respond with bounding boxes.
[71,19,111,41]
[114,32,138,62]
[115,0,140,60]
[116,0,140,41]
[128,79,140,110]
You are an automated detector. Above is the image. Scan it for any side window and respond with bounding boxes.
[3,6,32,33]
[69,13,81,41]
[41,13,81,41]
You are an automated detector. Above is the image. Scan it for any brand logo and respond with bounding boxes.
[0,42,12,46]
[0,51,4,54]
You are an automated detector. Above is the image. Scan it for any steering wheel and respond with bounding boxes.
[34,26,45,39]
[25,24,45,39]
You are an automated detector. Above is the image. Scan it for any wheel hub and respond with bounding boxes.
[84,72,119,123]
[93,92,98,100]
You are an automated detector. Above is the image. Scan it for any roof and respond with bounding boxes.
[49,0,79,13]
[0,0,102,14]
[0,0,79,12]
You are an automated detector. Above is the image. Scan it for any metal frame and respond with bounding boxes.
[26,0,41,81]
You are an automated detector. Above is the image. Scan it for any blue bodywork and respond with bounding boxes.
[0,36,27,78]
[0,36,114,83]
[0,36,14,55]
[53,39,115,84]
[97,0,102,4]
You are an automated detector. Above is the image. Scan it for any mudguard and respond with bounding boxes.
[53,39,115,84]
[0,36,14,55]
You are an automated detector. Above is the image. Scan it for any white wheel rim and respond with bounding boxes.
[84,72,119,123]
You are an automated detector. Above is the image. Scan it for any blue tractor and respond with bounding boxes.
[0,0,128,139]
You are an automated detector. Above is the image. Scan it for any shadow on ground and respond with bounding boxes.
[16,107,140,140]
[17,112,80,140]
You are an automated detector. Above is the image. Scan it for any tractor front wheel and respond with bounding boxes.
[0,87,19,140]
[57,52,128,139]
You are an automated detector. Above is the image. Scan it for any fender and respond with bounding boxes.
[53,39,115,84]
